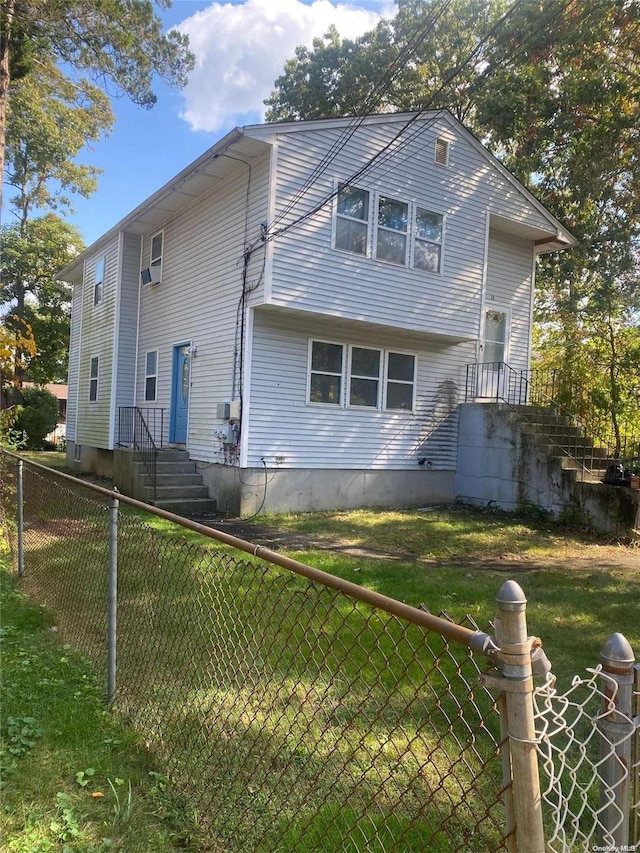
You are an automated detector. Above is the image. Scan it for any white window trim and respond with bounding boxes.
[307,339,416,413]
[89,355,99,403]
[144,349,159,403]
[411,206,445,276]
[150,230,164,279]
[332,182,444,275]
[373,194,410,267]
[307,338,345,407]
[347,345,382,409]
[332,182,371,258]
[383,349,416,412]
[93,256,105,307]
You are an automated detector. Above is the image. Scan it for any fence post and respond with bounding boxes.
[107,490,119,707]
[598,632,635,847]
[494,580,545,853]
[16,458,24,578]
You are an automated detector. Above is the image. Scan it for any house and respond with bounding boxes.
[57,110,575,516]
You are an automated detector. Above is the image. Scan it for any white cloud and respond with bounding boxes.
[178,0,395,132]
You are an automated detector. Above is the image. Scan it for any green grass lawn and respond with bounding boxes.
[4,453,639,851]
[0,552,213,853]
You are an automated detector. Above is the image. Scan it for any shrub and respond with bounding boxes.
[14,387,60,449]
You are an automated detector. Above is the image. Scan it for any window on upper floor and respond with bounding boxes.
[308,340,415,412]
[145,350,158,402]
[333,184,443,274]
[151,231,163,274]
[89,356,99,402]
[335,185,369,256]
[94,257,105,306]
[414,208,443,274]
[435,137,450,167]
[376,196,409,265]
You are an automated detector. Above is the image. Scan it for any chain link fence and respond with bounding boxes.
[0,454,512,852]
[2,452,638,851]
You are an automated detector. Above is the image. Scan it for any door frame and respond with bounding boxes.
[169,341,192,445]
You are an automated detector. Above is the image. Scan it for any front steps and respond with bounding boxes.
[135,448,217,517]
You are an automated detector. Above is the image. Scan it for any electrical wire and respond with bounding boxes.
[252,0,580,251]
[269,0,454,232]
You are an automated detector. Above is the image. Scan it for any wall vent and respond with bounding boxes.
[435,137,450,166]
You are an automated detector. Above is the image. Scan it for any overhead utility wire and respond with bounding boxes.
[254,0,576,249]
[334,0,580,193]
[269,0,453,231]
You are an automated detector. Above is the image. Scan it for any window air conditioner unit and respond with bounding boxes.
[141,266,161,286]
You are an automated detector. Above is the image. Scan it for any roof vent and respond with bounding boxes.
[435,137,449,166]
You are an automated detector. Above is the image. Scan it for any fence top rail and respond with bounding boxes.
[3,450,491,654]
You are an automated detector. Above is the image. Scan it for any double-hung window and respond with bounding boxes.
[414,208,443,273]
[94,257,105,306]
[309,341,344,405]
[376,197,409,265]
[309,340,415,412]
[89,356,99,402]
[145,350,158,402]
[334,184,443,274]
[385,352,415,410]
[349,347,381,407]
[335,185,369,256]
[151,231,163,277]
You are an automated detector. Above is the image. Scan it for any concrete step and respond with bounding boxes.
[145,484,210,501]
[155,448,191,462]
[154,473,204,487]
[154,497,218,518]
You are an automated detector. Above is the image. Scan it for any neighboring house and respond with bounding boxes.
[57,111,575,515]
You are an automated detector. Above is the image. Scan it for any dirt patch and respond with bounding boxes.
[208,519,640,573]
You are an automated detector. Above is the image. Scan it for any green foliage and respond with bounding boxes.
[265,0,640,439]
[1,215,83,384]
[13,386,60,449]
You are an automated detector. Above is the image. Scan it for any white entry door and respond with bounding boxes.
[479,308,510,399]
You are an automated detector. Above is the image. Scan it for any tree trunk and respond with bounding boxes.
[0,0,16,219]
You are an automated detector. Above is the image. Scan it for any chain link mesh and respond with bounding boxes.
[533,668,640,851]
[1,457,511,851]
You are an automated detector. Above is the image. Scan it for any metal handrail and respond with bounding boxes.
[117,407,164,503]
[465,362,640,479]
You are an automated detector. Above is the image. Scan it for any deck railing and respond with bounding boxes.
[465,362,640,478]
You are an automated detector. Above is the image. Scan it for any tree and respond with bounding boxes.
[13,385,60,449]
[265,0,640,442]
[1,215,84,384]
[0,0,194,208]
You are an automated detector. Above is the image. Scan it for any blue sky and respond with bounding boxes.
[63,0,395,248]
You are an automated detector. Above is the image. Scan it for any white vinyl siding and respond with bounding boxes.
[66,282,83,442]
[247,309,473,471]
[135,150,271,456]
[76,239,119,447]
[266,115,551,343]
[485,230,534,371]
[113,232,141,416]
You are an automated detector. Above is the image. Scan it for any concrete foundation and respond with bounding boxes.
[65,441,114,479]
[199,464,455,517]
[456,403,639,534]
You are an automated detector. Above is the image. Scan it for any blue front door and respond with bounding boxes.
[170,344,191,444]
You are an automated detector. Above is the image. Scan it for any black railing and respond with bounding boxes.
[465,362,640,480]
[117,408,165,503]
